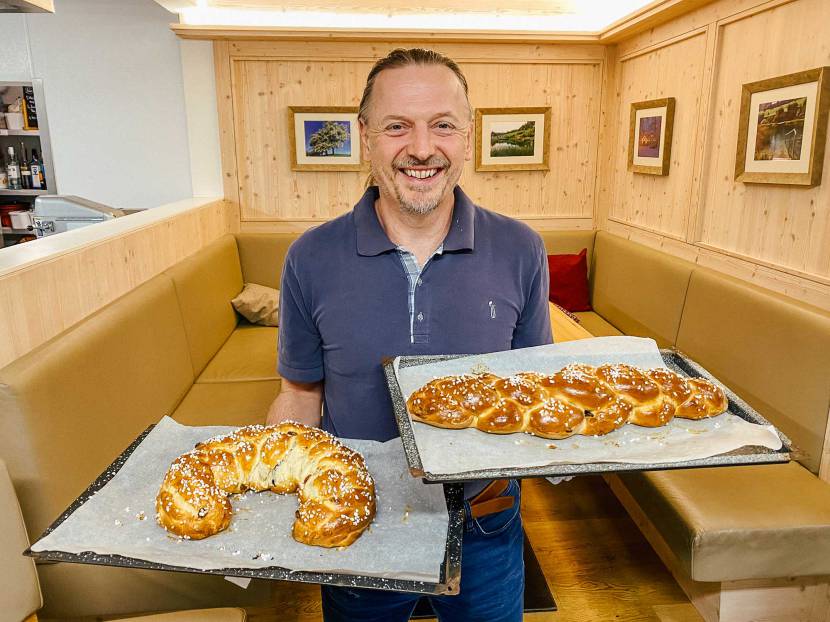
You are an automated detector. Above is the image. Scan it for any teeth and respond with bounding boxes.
[403,168,438,179]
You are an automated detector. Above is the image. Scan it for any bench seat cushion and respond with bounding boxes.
[618,462,830,582]
[197,325,278,383]
[172,380,280,427]
[573,311,623,337]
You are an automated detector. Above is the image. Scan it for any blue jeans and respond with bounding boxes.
[321,479,524,622]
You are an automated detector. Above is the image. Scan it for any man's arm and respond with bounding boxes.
[266,378,324,427]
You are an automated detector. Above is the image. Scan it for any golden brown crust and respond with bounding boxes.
[406,364,728,439]
[156,423,376,547]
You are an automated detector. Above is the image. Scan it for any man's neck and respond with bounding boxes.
[374,188,455,267]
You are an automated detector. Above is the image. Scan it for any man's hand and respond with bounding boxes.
[266,379,324,428]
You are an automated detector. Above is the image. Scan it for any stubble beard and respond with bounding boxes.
[373,157,458,217]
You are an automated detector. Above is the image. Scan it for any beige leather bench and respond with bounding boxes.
[541,230,830,620]
[0,233,294,618]
[3,226,829,621]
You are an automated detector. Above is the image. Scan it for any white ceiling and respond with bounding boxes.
[154,0,665,33]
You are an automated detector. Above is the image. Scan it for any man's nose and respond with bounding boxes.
[406,123,435,162]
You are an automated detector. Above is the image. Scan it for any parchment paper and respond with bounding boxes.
[31,417,448,583]
[393,336,783,475]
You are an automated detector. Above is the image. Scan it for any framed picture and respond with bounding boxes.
[735,67,830,186]
[475,107,550,171]
[627,98,675,176]
[288,106,361,171]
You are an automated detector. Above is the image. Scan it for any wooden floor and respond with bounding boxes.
[246,476,703,622]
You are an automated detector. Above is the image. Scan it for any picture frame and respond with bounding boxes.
[288,106,361,171]
[627,97,676,176]
[475,107,550,172]
[734,67,830,187]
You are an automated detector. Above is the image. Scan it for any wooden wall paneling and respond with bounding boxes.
[609,29,708,239]
[697,0,830,279]
[229,40,606,63]
[614,0,796,59]
[214,40,242,230]
[594,45,621,231]
[223,39,605,225]
[686,22,719,242]
[0,200,231,368]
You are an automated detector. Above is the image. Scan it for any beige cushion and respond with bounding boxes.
[591,231,694,348]
[0,459,41,621]
[172,380,281,427]
[235,232,298,290]
[573,311,623,337]
[618,462,830,582]
[676,268,830,474]
[232,283,279,327]
[198,325,279,383]
[112,607,247,622]
[0,274,193,538]
[165,235,244,376]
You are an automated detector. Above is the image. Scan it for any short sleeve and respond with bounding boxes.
[277,251,325,383]
[512,238,553,349]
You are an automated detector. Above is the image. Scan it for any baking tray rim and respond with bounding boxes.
[384,347,795,483]
[25,424,464,595]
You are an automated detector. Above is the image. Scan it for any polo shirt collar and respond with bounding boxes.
[354,185,476,256]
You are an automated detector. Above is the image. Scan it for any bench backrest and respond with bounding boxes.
[676,268,830,474]
[591,231,694,348]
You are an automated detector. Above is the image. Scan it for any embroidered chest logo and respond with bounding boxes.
[488,300,496,319]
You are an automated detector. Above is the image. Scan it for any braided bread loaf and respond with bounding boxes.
[156,422,376,547]
[406,363,728,440]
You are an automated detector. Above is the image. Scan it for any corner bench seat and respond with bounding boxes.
[541,230,830,621]
[617,462,830,582]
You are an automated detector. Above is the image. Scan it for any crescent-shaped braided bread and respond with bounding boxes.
[156,422,376,547]
[406,364,728,440]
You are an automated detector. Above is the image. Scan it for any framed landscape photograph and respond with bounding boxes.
[475,107,550,171]
[735,67,829,186]
[288,106,361,171]
[627,98,676,176]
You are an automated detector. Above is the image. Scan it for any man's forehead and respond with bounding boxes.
[368,64,469,120]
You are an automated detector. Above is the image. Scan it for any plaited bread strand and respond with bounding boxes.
[406,363,728,440]
[156,422,376,547]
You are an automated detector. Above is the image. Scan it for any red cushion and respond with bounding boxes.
[547,249,591,312]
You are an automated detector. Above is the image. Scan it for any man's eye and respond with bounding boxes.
[386,123,406,132]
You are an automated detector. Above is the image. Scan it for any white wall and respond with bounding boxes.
[0,0,218,210]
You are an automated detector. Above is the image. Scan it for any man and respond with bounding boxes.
[266,48,552,622]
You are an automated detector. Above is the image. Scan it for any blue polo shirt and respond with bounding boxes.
[278,185,552,442]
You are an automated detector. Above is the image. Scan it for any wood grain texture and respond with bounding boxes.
[222,40,603,224]
[610,31,707,239]
[0,199,231,368]
[603,0,830,311]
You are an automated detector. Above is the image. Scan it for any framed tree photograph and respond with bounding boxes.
[735,67,830,186]
[627,97,676,176]
[288,106,362,171]
[475,107,550,172]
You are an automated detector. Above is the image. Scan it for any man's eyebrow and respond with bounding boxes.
[377,111,463,124]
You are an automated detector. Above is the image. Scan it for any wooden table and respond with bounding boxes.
[549,302,593,342]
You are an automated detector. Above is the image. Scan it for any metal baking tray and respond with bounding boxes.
[25,425,464,595]
[383,348,794,483]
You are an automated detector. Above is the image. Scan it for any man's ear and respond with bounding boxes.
[359,119,371,160]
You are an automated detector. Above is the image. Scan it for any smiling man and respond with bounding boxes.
[266,48,552,621]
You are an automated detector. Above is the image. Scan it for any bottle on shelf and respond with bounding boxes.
[30,148,42,190]
[0,151,7,190]
[19,143,32,190]
[6,146,21,190]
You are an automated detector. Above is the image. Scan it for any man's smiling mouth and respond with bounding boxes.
[400,168,442,180]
